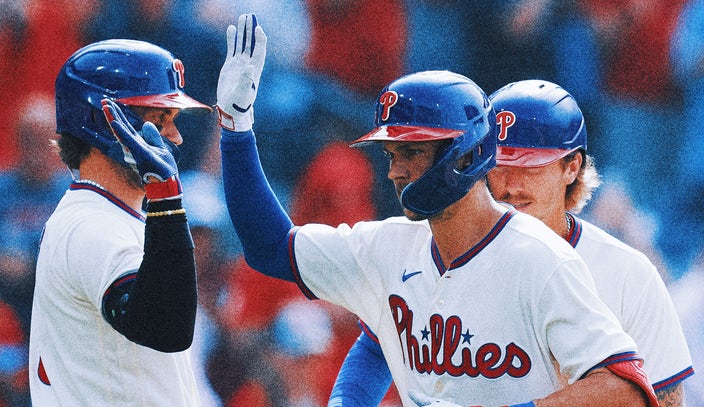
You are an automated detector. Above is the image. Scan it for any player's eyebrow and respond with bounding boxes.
[384,142,427,154]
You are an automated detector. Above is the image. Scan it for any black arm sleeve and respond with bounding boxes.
[102,198,197,352]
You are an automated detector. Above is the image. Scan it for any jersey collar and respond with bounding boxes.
[70,181,145,221]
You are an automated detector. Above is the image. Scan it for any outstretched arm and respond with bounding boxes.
[221,129,295,281]
[218,14,296,282]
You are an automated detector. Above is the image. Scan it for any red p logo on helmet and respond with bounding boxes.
[496,111,516,141]
[172,59,186,89]
[379,91,398,122]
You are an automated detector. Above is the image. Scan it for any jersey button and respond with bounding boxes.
[437,299,445,308]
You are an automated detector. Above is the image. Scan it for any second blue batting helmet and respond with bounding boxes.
[55,39,211,164]
[489,79,586,167]
[352,70,497,215]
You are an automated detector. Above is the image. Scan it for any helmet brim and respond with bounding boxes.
[117,93,212,111]
[496,146,580,167]
[350,125,464,146]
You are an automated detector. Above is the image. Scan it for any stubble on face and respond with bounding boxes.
[111,158,145,191]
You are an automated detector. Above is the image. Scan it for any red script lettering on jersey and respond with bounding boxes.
[388,295,531,378]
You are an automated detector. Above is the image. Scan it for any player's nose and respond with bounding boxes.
[387,159,408,182]
[160,122,183,145]
[488,167,522,196]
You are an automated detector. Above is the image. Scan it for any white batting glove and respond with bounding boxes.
[408,390,465,407]
[216,13,267,132]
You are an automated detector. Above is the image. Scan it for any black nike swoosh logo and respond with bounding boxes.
[231,102,252,113]
[402,269,422,282]
[231,84,257,113]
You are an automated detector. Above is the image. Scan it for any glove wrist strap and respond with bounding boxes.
[145,175,183,201]
[216,106,236,131]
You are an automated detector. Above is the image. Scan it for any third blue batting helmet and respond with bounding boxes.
[352,70,497,215]
[489,79,586,167]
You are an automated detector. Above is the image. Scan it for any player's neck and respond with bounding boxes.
[544,209,571,240]
[428,184,505,269]
[78,150,145,212]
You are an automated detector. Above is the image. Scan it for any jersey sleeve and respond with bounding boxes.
[290,219,422,327]
[66,213,144,309]
[291,222,385,322]
[537,258,640,383]
[620,261,694,389]
[102,199,197,352]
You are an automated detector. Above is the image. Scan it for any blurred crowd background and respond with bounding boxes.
[1,0,704,406]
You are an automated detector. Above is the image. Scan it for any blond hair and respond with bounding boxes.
[565,152,601,213]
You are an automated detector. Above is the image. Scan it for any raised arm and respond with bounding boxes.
[217,14,296,282]
[100,99,196,352]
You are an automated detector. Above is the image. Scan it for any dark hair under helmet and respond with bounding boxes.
[55,39,211,164]
[489,79,586,167]
[352,70,497,215]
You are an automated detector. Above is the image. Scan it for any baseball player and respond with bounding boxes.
[212,14,658,407]
[28,40,210,405]
[488,79,694,405]
[330,80,695,407]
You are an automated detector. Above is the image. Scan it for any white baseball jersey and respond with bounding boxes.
[568,214,694,390]
[291,210,638,407]
[29,182,200,406]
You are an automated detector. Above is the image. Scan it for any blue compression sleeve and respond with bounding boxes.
[220,129,295,282]
[328,330,392,407]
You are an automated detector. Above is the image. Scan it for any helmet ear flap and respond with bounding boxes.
[401,126,497,216]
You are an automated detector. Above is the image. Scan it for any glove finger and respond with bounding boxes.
[252,25,267,63]
[236,13,248,56]
[101,99,122,132]
[109,118,144,153]
[226,24,236,57]
[102,99,134,142]
[140,122,164,147]
[113,101,132,128]
[101,102,146,153]
[248,14,257,57]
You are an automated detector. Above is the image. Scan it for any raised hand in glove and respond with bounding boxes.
[216,13,267,131]
[101,99,182,201]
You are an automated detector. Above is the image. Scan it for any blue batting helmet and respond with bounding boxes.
[489,79,586,167]
[352,70,497,215]
[55,39,211,164]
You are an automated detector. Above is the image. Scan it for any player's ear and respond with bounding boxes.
[563,152,582,184]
